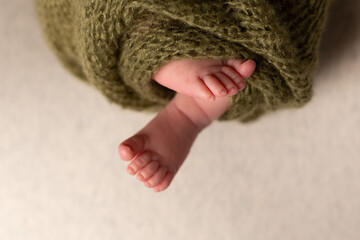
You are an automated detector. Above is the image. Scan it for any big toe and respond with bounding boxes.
[238,59,256,79]
[118,134,146,161]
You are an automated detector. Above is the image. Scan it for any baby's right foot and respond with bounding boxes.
[152,58,256,101]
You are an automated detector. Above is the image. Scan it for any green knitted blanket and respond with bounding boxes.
[35,0,332,122]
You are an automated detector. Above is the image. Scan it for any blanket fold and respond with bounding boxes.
[35,0,332,122]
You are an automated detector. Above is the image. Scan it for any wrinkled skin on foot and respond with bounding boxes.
[119,58,256,192]
[153,58,256,101]
[118,95,201,192]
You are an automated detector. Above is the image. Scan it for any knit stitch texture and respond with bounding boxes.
[35,0,333,122]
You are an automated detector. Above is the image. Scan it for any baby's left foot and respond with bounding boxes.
[152,58,256,101]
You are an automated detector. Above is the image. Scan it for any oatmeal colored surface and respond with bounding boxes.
[1,0,359,239]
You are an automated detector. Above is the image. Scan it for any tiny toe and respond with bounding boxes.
[220,65,245,90]
[238,59,256,79]
[144,166,168,188]
[213,72,239,95]
[189,76,215,101]
[118,134,146,161]
[118,144,133,161]
[153,171,175,192]
[137,160,160,181]
[201,74,228,97]
[127,151,152,175]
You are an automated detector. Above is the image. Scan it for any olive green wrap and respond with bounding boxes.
[35,0,333,122]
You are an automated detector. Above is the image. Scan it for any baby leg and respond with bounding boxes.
[119,58,256,192]
[118,93,231,192]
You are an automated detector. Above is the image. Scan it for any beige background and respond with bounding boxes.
[1,0,359,239]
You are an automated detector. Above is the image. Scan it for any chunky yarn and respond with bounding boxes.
[35,0,333,122]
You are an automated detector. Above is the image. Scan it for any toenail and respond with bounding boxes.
[123,144,132,151]
[144,182,151,187]
[137,173,144,181]
[127,167,135,175]
[120,144,133,158]
[220,90,227,96]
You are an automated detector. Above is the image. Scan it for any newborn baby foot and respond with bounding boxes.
[118,92,233,193]
[152,58,256,101]
[119,58,256,193]
[118,94,203,192]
